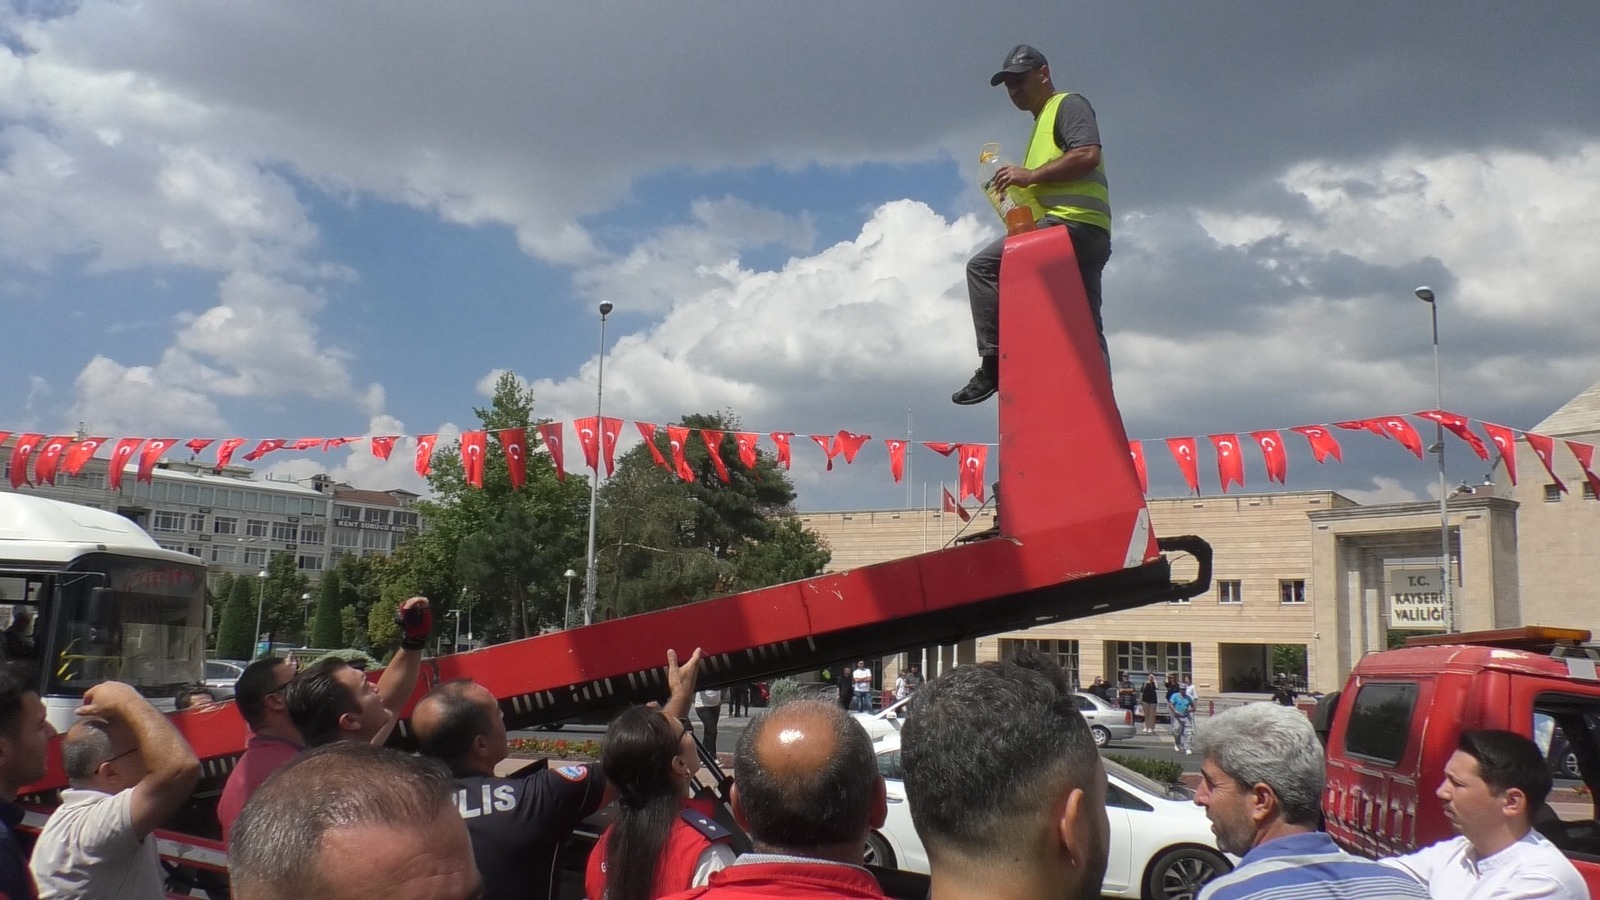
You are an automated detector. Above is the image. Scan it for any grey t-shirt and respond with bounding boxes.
[1052,93,1101,152]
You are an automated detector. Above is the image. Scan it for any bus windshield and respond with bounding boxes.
[43,553,206,698]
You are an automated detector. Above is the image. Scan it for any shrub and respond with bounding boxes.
[1105,753,1185,786]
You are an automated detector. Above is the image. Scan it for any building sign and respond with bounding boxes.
[1389,568,1446,630]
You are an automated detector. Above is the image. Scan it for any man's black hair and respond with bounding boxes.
[413,680,492,765]
[1458,728,1553,811]
[283,659,359,748]
[732,699,876,850]
[235,657,292,730]
[901,659,1099,858]
[0,663,34,740]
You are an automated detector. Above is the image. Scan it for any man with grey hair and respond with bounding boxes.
[229,741,482,900]
[29,681,201,899]
[1193,703,1428,900]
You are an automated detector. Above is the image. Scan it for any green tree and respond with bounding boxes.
[259,552,311,646]
[209,573,237,650]
[367,596,400,659]
[215,576,257,660]
[311,569,344,649]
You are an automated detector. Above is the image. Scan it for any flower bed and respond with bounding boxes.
[508,736,600,760]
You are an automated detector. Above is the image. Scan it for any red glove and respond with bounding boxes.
[395,600,433,651]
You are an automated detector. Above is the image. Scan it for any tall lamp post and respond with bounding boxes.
[582,300,614,627]
[1415,285,1453,633]
[252,569,268,660]
[563,568,577,629]
[300,592,312,641]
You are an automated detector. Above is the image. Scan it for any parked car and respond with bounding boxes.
[869,734,1231,898]
[1074,690,1138,747]
[203,659,247,700]
[851,695,912,741]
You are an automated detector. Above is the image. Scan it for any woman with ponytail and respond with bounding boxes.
[584,705,736,899]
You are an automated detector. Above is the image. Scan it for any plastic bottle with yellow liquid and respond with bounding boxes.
[978,142,1039,236]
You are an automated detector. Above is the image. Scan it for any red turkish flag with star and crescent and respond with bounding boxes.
[634,422,669,471]
[923,441,957,457]
[414,434,438,478]
[957,444,989,503]
[809,434,841,471]
[734,432,761,470]
[184,438,214,457]
[7,434,44,489]
[136,439,178,484]
[62,436,108,477]
[769,432,794,469]
[1524,432,1566,494]
[107,438,144,490]
[1290,426,1343,464]
[497,428,528,489]
[1482,422,1519,485]
[942,486,971,523]
[666,426,695,482]
[0,434,9,458]
[460,431,487,488]
[536,423,566,481]
[214,437,248,470]
[1565,441,1600,498]
[322,437,360,451]
[1250,430,1288,485]
[1128,441,1148,494]
[1166,437,1199,494]
[1377,417,1425,460]
[834,431,870,464]
[1334,419,1387,437]
[369,436,397,460]
[242,439,285,462]
[1209,434,1245,493]
[885,439,908,483]
[701,430,731,484]
[34,436,73,486]
[1414,410,1490,461]
[600,417,624,477]
[573,416,601,472]
[290,437,323,451]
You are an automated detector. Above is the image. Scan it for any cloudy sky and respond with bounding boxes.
[3,1,1598,510]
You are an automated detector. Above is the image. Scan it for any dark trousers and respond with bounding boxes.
[695,705,720,755]
[966,218,1111,369]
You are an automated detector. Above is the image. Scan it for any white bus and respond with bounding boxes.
[0,493,207,731]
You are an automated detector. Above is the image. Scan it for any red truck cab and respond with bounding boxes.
[1320,626,1600,893]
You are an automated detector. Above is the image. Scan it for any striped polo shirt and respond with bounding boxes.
[1199,831,1431,900]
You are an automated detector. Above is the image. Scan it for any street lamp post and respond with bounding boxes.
[446,609,462,655]
[582,300,614,627]
[1416,285,1454,633]
[563,568,577,630]
[252,569,268,660]
[301,592,312,641]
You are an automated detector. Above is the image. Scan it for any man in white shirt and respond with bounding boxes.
[1386,729,1588,900]
[851,662,873,713]
[30,681,201,899]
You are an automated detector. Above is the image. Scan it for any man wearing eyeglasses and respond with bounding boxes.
[29,681,201,899]
[216,655,302,842]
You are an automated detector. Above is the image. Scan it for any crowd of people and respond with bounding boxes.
[0,589,1587,900]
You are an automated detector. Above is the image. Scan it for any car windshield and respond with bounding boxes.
[1103,757,1190,801]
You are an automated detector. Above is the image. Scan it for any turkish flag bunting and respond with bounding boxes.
[1524,432,1566,493]
[923,441,957,457]
[885,439,907,483]
[1414,410,1490,461]
[666,426,695,482]
[1482,422,1519,485]
[414,434,438,478]
[460,431,487,488]
[634,422,670,471]
[701,430,731,484]
[289,438,323,451]
[1129,441,1148,494]
[536,423,565,481]
[769,432,794,469]
[497,428,528,489]
[1334,419,1387,436]
[734,432,761,470]
[215,437,249,470]
[834,431,870,464]
[137,439,178,483]
[809,434,840,471]
[1376,417,1424,460]
[573,416,601,472]
[1565,441,1600,498]
[62,437,108,477]
[7,434,43,488]
[0,434,9,457]
[370,436,397,460]
[956,444,988,503]
[1209,434,1246,493]
[242,439,286,462]
[1290,426,1343,464]
[322,437,360,451]
[34,436,73,486]
[1166,437,1200,494]
[600,418,624,477]
[184,438,214,457]
[942,486,971,522]
[107,438,143,490]
[1250,430,1288,484]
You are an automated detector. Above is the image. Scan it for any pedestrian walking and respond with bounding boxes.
[1140,674,1159,734]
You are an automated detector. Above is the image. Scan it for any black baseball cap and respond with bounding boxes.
[990,44,1048,86]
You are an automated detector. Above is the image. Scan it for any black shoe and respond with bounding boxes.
[951,367,998,405]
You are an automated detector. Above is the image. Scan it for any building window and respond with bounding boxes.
[297,555,324,572]
[364,508,389,525]
[188,512,206,533]
[1000,639,1079,686]
[271,522,298,542]
[210,545,236,564]
[1279,579,1307,604]
[300,526,325,546]
[333,528,360,548]
[213,517,238,536]
[245,519,269,538]
[151,511,185,533]
[336,505,359,521]
[158,542,185,553]
[243,548,267,568]
[1586,483,1597,500]
[393,511,418,529]
[361,530,390,551]
[1544,484,1562,502]
[1219,580,1242,604]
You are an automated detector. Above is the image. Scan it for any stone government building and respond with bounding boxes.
[802,377,1600,695]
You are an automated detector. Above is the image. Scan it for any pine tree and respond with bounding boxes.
[215,576,258,660]
[311,569,344,649]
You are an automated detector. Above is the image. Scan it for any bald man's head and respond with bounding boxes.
[412,680,505,775]
[731,699,880,853]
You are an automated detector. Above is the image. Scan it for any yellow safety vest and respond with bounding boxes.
[1021,92,1111,233]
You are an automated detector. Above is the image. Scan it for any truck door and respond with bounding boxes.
[1325,678,1430,858]
[1529,687,1600,877]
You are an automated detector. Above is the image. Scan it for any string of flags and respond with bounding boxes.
[1,408,1595,504]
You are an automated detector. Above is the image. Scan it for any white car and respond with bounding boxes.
[203,659,247,700]
[1074,691,1139,748]
[869,734,1232,899]
[850,695,912,741]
